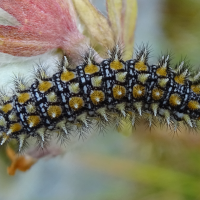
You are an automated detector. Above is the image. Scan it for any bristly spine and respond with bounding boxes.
[0,44,200,153]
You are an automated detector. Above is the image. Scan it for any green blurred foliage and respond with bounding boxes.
[162,0,200,66]
[76,124,200,200]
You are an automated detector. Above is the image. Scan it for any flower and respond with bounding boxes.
[0,0,86,60]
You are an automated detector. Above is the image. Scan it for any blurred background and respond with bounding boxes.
[1,0,200,199]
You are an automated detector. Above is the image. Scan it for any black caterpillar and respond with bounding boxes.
[1,45,200,152]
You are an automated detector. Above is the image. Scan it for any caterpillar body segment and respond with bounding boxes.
[0,45,200,152]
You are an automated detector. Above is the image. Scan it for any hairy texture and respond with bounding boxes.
[0,45,200,152]
[0,0,85,58]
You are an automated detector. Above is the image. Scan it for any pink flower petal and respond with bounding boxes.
[0,0,85,57]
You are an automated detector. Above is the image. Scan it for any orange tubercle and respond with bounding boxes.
[174,74,185,85]
[156,66,167,77]
[113,85,126,99]
[169,94,181,107]
[47,106,62,119]
[1,103,13,114]
[133,84,145,99]
[152,88,164,101]
[110,61,124,70]
[84,64,99,74]
[90,90,105,105]
[135,61,148,71]
[38,81,53,93]
[61,70,76,82]
[69,97,84,111]
[191,85,200,95]
[27,115,41,127]
[188,100,200,110]
[18,93,31,104]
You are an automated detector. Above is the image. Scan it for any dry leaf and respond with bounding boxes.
[73,0,115,48]
[107,0,137,59]
[6,146,37,176]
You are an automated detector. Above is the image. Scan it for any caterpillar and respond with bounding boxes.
[0,45,200,152]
